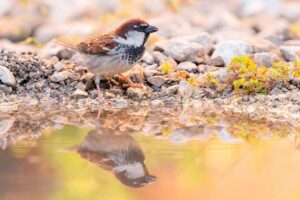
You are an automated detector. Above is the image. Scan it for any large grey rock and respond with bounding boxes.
[280,46,300,61]
[0,66,16,86]
[155,39,206,63]
[211,40,253,66]
[174,32,214,53]
[178,62,198,73]
[238,0,281,17]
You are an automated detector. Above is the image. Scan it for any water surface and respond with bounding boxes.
[0,106,300,200]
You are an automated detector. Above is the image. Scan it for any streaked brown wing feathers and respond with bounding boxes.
[76,33,116,55]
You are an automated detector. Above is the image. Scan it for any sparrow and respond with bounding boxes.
[57,18,158,100]
[77,127,156,188]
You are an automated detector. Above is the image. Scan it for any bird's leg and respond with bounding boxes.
[118,73,143,88]
[95,75,103,102]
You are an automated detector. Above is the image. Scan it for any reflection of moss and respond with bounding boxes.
[228,123,269,141]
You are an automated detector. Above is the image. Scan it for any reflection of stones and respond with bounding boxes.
[0,104,297,150]
[168,125,215,144]
[77,128,156,188]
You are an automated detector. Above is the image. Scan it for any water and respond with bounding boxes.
[0,105,300,200]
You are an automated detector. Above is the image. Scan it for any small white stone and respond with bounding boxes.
[73,89,88,97]
[50,71,69,82]
[0,117,15,137]
[0,66,16,86]
[53,62,64,71]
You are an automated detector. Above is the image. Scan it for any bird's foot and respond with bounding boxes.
[118,73,144,88]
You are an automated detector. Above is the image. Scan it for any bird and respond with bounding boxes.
[57,18,158,101]
[77,127,156,188]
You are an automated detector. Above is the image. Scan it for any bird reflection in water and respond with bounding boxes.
[77,127,156,188]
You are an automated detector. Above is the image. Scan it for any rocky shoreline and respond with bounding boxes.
[1,0,300,122]
[0,32,300,121]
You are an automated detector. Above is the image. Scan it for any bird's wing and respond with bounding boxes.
[76,33,117,55]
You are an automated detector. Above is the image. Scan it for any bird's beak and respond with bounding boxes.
[145,25,158,33]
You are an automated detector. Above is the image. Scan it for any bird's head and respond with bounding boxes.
[114,18,158,47]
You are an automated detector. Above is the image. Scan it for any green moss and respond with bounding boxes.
[294,61,300,78]
[205,73,219,87]
[226,56,292,94]
[200,55,299,95]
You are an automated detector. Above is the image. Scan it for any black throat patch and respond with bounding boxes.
[121,45,145,65]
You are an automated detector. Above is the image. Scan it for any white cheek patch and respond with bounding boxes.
[113,162,145,179]
[115,30,146,47]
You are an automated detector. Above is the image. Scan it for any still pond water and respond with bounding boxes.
[0,106,300,200]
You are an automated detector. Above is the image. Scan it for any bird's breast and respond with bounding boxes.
[116,44,145,65]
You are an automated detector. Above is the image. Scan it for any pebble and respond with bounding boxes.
[0,117,15,136]
[109,87,123,96]
[73,89,88,97]
[142,51,155,64]
[178,80,194,99]
[280,46,300,61]
[144,69,158,78]
[207,56,225,67]
[153,51,168,65]
[166,85,179,95]
[126,87,146,100]
[112,98,128,109]
[291,78,300,86]
[211,40,253,66]
[252,39,278,53]
[68,72,80,81]
[150,99,164,107]
[50,71,69,82]
[0,65,16,86]
[253,52,277,68]
[53,62,64,72]
[147,76,166,87]
[178,61,198,73]
[270,87,283,96]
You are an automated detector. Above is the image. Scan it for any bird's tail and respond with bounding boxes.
[55,39,77,51]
